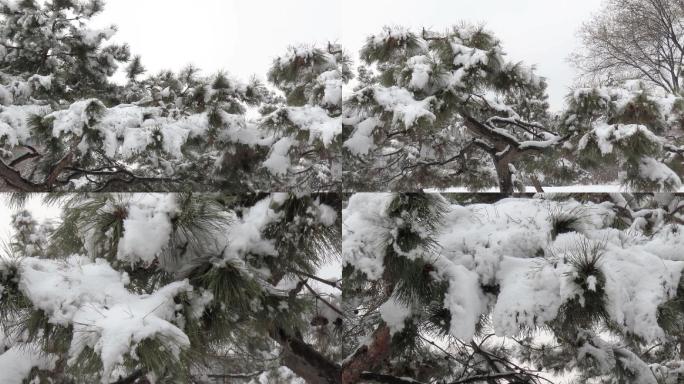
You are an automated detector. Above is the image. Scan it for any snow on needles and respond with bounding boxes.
[116,194,179,264]
[18,256,192,383]
[343,194,684,342]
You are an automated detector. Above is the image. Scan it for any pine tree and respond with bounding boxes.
[343,25,569,194]
[559,81,684,191]
[0,192,343,383]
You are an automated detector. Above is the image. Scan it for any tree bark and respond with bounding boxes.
[494,160,514,195]
[270,327,342,384]
[341,325,392,384]
[0,160,46,192]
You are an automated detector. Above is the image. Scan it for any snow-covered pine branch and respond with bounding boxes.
[0,192,342,383]
[343,192,684,383]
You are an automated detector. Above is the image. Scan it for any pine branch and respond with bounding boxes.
[269,327,342,384]
[0,159,46,192]
[303,281,344,318]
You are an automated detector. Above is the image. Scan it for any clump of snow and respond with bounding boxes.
[344,117,379,155]
[587,123,661,155]
[451,42,490,70]
[369,26,414,47]
[223,194,284,262]
[371,85,436,128]
[18,256,192,382]
[116,194,179,264]
[379,297,412,335]
[27,74,52,91]
[342,193,395,280]
[48,98,104,137]
[345,195,684,342]
[317,70,342,107]
[313,198,337,226]
[435,261,485,340]
[492,257,565,335]
[286,105,341,147]
[96,104,147,157]
[0,104,49,146]
[81,27,117,46]
[407,55,432,91]
[263,137,293,176]
[0,343,56,384]
[637,157,682,190]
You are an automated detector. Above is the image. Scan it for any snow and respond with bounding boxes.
[638,157,682,190]
[287,105,341,147]
[223,194,284,262]
[0,344,56,384]
[425,184,684,193]
[344,195,684,342]
[314,198,338,226]
[379,297,412,335]
[0,104,49,146]
[18,256,192,382]
[81,27,117,46]
[318,70,343,107]
[49,99,104,137]
[9,98,263,162]
[600,244,682,341]
[97,104,147,157]
[589,123,661,155]
[218,111,260,145]
[116,194,179,264]
[344,117,379,155]
[0,0,18,12]
[407,55,432,91]
[369,26,414,47]
[263,137,293,176]
[451,42,490,70]
[342,193,395,280]
[27,74,52,91]
[371,86,436,128]
[492,257,565,336]
[249,366,305,384]
[436,261,485,340]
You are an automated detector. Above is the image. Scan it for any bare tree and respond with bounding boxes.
[573,0,684,94]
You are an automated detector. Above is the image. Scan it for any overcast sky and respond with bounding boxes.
[91,0,603,110]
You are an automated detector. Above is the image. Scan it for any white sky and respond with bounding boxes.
[91,0,602,110]
[92,0,342,84]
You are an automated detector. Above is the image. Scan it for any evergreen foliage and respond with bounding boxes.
[343,192,684,383]
[0,192,342,383]
[0,0,342,192]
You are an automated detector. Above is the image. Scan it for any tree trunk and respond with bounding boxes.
[494,160,514,195]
